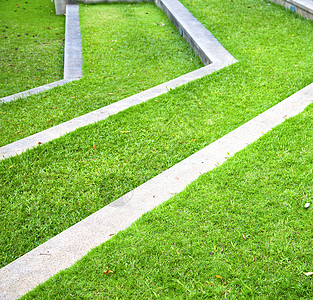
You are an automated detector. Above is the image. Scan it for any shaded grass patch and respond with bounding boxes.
[0,0,64,98]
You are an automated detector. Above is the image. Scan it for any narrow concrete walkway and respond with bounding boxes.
[0,0,236,160]
[0,4,82,104]
[0,82,312,299]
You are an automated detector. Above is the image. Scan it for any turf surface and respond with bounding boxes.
[0,1,202,147]
[22,101,313,299]
[0,0,64,98]
[1,0,313,275]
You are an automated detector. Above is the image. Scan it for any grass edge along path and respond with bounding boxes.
[0,4,82,104]
[0,65,229,161]
[1,0,313,267]
[22,103,313,299]
[1,81,312,299]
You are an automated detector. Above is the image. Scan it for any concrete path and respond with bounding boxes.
[0,0,236,161]
[0,82,312,299]
[0,4,82,104]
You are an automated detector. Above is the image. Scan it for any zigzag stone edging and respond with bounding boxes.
[0,0,236,160]
[1,82,312,300]
[1,1,313,298]
[0,4,82,104]
[0,0,239,297]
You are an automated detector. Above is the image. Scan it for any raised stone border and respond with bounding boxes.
[269,0,313,20]
[55,0,78,15]
[1,82,312,299]
[0,5,82,104]
[155,0,235,65]
[63,5,83,80]
[0,0,236,160]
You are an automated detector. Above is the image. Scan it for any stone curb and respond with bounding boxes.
[269,0,313,20]
[0,80,69,104]
[64,4,83,80]
[0,1,313,298]
[0,0,236,160]
[1,82,312,299]
[0,4,82,104]
[155,0,236,65]
[0,1,239,297]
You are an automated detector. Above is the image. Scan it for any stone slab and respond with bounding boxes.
[0,82,312,299]
[64,4,83,80]
[0,80,68,104]
[55,0,78,15]
[54,0,67,15]
[155,0,236,65]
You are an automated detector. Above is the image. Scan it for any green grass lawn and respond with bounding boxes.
[22,103,313,299]
[1,0,313,272]
[0,1,202,147]
[0,0,64,98]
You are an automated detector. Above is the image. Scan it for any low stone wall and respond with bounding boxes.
[55,0,78,15]
[55,0,153,15]
[269,0,313,21]
[55,0,313,19]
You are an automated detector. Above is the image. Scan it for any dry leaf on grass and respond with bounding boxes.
[102,270,114,275]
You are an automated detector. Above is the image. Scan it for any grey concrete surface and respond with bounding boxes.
[1,82,312,299]
[64,4,83,80]
[0,0,236,160]
[0,4,82,104]
[55,0,78,15]
[269,0,313,20]
[155,0,236,65]
[55,0,67,15]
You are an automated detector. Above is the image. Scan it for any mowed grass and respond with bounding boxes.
[0,0,64,98]
[23,104,313,299]
[1,0,313,268]
[0,2,202,147]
